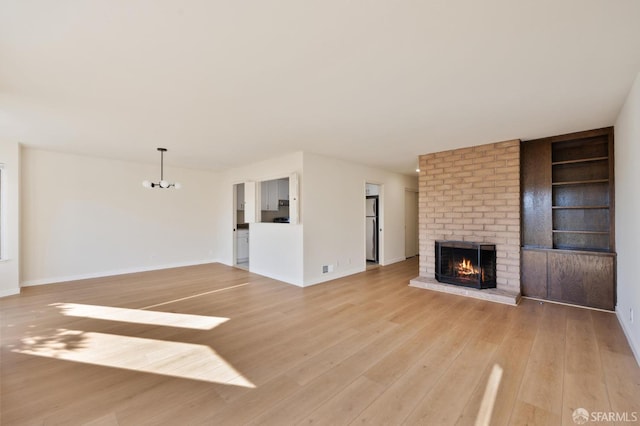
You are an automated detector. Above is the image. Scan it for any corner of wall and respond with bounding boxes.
[616,308,640,367]
[0,141,21,297]
[614,71,640,367]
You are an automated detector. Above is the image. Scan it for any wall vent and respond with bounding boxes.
[322,265,334,274]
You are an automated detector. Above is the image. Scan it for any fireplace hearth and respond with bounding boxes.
[435,241,496,289]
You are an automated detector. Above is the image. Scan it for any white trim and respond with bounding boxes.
[219,259,304,286]
[303,266,365,287]
[248,268,304,287]
[381,256,406,267]
[0,287,20,298]
[521,296,614,313]
[616,307,640,367]
[223,260,365,288]
[0,164,6,261]
[20,259,219,287]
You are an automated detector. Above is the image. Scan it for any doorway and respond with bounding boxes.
[405,189,419,258]
[234,183,249,270]
[365,183,381,266]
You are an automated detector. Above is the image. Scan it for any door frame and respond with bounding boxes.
[364,182,383,266]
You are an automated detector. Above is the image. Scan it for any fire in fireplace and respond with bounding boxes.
[435,241,497,289]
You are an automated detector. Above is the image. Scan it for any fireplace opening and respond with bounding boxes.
[435,241,497,289]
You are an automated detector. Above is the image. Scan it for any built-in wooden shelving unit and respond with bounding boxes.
[520,127,616,310]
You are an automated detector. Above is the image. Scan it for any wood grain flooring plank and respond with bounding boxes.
[561,309,613,425]
[297,376,385,426]
[402,311,503,425]
[513,302,567,423]
[509,401,558,426]
[1,258,638,425]
[363,295,466,387]
[351,297,492,425]
[247,316,421,425]
[597,349,640,418]
[455,299,542,426]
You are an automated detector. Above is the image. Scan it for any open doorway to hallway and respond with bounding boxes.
[365,183,381,269]
[233,183,249,270]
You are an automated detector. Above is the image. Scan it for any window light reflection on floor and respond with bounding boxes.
[50,303,229,330]
[14,329,255,387]
[475,364,504,426]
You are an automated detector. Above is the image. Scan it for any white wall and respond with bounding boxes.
[302,152,418,286]
[214,152,304,285]
[0,141,20,297]
[615,71,640,364]
[16,148,415,292]
[21,149,219,285]
[250,223,303,285]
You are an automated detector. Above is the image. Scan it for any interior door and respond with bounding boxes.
[405,190,418,258]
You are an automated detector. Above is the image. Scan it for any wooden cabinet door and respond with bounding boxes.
[260,181,279,211]
[521,249,548,298]
[548,251,615,310]
[521,140,553,248]
[237,184,244,210]
[278,178,289,200]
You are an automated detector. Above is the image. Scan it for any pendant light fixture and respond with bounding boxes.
[142,148,181,189]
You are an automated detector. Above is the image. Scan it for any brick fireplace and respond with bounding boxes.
[410,140,521,304]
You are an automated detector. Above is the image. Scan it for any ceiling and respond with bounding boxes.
[1,1,639,175]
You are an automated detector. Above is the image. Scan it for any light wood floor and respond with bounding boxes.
[1,258,639,425]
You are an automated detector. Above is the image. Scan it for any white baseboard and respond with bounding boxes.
[20,259,219,287]
[381,256,407,266]
[616,307,640,368]
[248,268,304,287]
[303,266,365,287]
[0,287,20,298]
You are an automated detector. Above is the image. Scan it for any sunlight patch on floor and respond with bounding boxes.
[475,364,504,426]
[51,303,229,330]
[14,329,255,387]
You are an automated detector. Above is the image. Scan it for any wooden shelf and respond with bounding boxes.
[522,246,616,257]
[552,205,609,210]
[552,179,608,186]
[521,127,615,310]
[552,230,609,235]
[552,156,608,166]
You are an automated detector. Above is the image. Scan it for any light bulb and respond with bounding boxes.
[174,182,182,189]
[159,180,169,188]
[142,180,152,188]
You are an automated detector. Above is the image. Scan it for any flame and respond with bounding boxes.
[457,258,478,276]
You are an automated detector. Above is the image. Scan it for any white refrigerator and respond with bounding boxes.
[366,197,378,262]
